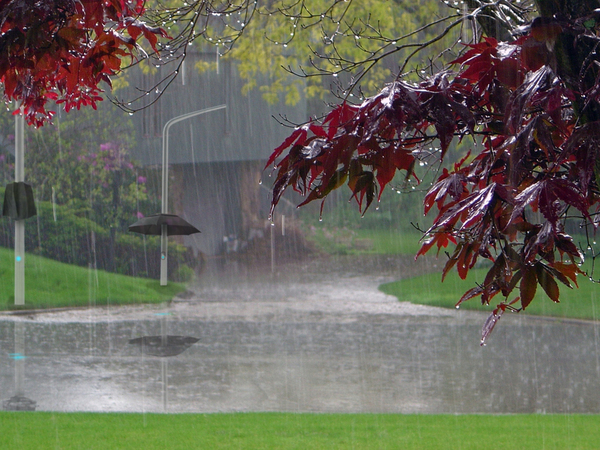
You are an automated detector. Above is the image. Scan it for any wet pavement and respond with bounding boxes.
[1,255,600,414]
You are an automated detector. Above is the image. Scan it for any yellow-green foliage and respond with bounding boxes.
[195,0,459,105]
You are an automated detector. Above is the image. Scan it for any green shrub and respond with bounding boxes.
[172,264,196,282]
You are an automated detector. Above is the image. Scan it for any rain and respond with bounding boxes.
[1,0,600,448]
[2,56,600,413]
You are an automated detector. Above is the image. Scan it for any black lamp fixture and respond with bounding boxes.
[2,182,36,220]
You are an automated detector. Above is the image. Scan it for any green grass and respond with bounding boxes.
[353,229,424,255]
[0,412,598,449]
[0,247,186,310]
[379,266,600,320]
[304,226,423,256]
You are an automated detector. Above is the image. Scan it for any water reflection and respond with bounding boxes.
[1,293,599,413]
[129,310,199,357]
[129,336,199,357]
[2,322,36,411]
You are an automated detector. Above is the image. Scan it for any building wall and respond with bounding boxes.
[170,161,268,257]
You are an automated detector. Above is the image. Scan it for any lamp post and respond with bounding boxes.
[14,111,24,305]
[160,104,227,285]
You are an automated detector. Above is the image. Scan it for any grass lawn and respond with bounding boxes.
[353,229,424,255]
[1,411,598,450]
[380,266,600,320]
[303,225,424,256]
[0,247,186,311]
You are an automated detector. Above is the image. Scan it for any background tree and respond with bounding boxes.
[109,0,467,113]
[215,0,456,106]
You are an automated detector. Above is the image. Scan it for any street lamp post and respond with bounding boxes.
[160,104,227,285]
[14,111,24,305]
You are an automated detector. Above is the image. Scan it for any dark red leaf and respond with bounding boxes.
[519,267,537,309]
[481,306,505,346]
[552,262,581,287]
[430,183,497,232]
[505,65,554,134]
[535,264,560,303]
[265,127,308,169]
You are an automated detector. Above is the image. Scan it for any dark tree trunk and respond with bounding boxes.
[534,0,600,122]
[535,0,600,18]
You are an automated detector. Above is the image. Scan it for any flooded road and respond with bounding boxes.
[1,256,600,414]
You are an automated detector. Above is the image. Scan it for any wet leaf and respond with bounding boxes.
[520,267,537,309]
[481,306,505,346]
[535,264,560,303]
[505,65,554,134]
[551,262,582,288]
[424,169,468,215]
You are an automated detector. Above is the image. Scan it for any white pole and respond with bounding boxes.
[14,322,24,396]
[270,216,275,275]
[14,111,24,305]
[162,359,168,412]
[160,104,226,286]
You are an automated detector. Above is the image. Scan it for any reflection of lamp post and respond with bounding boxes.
[159,104,227,286]
[129,312,199,412]
[3,322,36,411]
